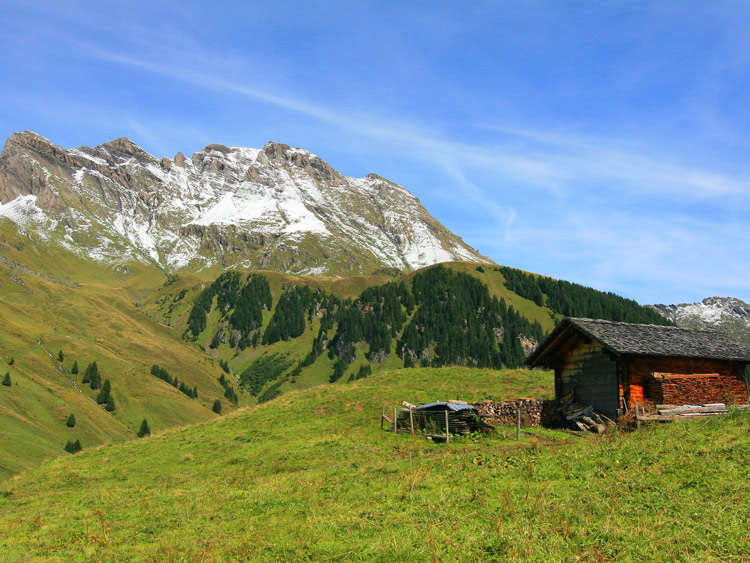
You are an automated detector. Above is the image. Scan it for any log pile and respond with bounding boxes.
[472,398,545,426]
[647,372,746,406]
[413,408,481,435]
[558,394,614,434]
[388,400,486,436]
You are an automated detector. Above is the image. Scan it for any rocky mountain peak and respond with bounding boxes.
[0,131,493,275]
[650,296,750,345]
[3,131,58,161]
[96,137,151,161]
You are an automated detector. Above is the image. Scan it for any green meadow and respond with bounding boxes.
[1,366,748,562]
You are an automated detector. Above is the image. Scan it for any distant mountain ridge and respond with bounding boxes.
[650,297,750,345]
[0,131,491,275]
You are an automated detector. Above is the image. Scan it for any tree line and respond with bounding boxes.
[150,364,198,399]
[496,266,673,325]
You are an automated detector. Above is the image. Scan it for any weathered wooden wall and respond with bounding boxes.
[557,341,619,419]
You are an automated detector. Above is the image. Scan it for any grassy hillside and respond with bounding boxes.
[1,366,748,562]
[142,263,560,398]
[143,261,662,404]
[0,224,246,479]
[0,219,675,482]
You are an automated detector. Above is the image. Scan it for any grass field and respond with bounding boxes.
[0,225,241,479]
[1,366,748,562]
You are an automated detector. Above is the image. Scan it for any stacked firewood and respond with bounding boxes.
[558,394,614,433]
[472,398,545,426]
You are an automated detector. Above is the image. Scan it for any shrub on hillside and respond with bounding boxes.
[138,419,151,437]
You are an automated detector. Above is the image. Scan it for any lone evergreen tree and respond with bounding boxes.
[66,413,76,427]
[2,372,10,387]
[58,350,64,362]
[64,440,82,453]
[7,357,13,366]
[212,399,222,414]
[96,379,111,404]
[224,386,238,405]
[71,360,79,375]
[138,419,151,437]
[88,362,101,390]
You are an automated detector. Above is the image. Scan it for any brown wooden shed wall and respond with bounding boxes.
[557,341,619,419]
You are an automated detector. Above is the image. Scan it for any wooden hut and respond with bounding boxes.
[526,318,750,419]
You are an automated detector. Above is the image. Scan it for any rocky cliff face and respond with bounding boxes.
[0,131,492,275]
[650,297,750,345]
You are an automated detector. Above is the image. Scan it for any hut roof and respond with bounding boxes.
[527,317,750,367]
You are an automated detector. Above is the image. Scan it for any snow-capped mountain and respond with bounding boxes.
[651,297,750,345]
[0,131,492,275]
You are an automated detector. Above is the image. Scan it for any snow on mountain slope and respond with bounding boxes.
[0,131,492,275]
[651,297,750,345]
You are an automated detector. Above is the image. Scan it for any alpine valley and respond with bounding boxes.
[0,130,719,481]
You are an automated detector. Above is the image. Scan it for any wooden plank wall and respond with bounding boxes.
[559,341,619,419]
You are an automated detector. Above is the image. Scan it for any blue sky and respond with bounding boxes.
[2,1,749,304]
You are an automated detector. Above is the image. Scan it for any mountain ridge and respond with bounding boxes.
[0,131,491,276]
[650,296,750,345]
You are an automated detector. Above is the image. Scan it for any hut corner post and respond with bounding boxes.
[745,365,750,404]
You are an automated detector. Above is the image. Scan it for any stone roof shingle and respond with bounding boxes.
[527,317,750,366]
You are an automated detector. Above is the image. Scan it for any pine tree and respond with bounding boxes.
[96,379,111,404]
[64,439,82,453]
[138,419,151,437]
[66,413,76,427]
[71,360,79,375]
[2,372,10,387]
[88,362,101,390]
[224,386,238,405]
[105,395,115,412]
[7,357,13,366]
[58,350,64,362]
[212,399,222,414]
